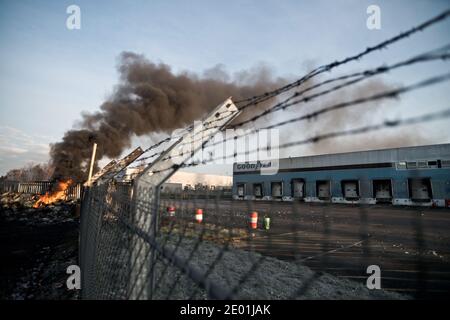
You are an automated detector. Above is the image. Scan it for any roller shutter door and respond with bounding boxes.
[292,179,305,198]
[271,182,283,198]
[237,184,245,197]
[343,181,358,198]
[317,181,330,198]
[410,178,431,200]
[253,184,263,198]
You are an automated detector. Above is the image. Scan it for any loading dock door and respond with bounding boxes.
[292,179,305,199]
[271,182,283,198]
[343,181,359,199]
[317,181,330,199]
[373,180,392,200]
[410,178,432,201]
[237,184,245,197]
[253,183,263,198]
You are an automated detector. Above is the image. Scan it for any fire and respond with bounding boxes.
[33,179,73,208]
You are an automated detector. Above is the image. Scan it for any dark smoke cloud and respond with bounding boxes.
[50,52,286,181]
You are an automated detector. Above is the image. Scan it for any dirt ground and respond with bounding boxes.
[0,203,80,300]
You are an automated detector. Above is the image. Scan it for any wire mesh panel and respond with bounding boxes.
[80,178,450,299]
[78,10,450,300]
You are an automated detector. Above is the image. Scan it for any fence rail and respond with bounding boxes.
[0,181,83,200]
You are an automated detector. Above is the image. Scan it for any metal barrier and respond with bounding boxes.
[77,106,450,300]
[79,170,450,300]
[78,11,450,300]
[0,181,83,200]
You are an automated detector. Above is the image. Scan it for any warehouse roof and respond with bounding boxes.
[233,143,450,172]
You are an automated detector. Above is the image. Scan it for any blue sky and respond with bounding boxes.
[1,0,450,175]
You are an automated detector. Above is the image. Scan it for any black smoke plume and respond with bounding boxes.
[50,52,286,181]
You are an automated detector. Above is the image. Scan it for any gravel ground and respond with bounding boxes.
[150,235,407,300]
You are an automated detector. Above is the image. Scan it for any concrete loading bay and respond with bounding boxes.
[158,198,450,299]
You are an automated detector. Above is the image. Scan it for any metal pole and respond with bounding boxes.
[87,143,98,186]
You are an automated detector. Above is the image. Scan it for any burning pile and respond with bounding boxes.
[33,179,73,208]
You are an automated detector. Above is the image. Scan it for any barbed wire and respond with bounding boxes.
[234,9,450,108]
[146,46,450,154]
[129,9,450,167]
[229,46,450,128]
[252,72,450,131]
[147,106,450,175]
[126,69,450,173]
[79,9,450,301]
[131,110,236,166]
[145,71,450,168]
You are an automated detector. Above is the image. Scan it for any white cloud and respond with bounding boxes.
[0,125,54,175]
[0,146,28,155]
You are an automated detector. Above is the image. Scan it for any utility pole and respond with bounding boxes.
[87,143,97,186]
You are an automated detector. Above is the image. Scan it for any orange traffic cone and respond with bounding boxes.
[195,208,203,223]
[167,206,176,217]
[249,211,258,229]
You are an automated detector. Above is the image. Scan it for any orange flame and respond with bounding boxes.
[33,179,73,208]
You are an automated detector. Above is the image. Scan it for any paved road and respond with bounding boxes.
[159,198,450,299]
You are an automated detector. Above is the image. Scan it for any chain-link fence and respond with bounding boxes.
[79,10,450,300]
[79,171,450,300]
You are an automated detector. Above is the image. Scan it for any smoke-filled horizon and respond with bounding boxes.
[50,52,287,181]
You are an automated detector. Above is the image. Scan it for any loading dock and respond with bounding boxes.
[253,183,263,199]
[271,182,283,199]
[291,179,305,200]
[409,178,432,202]
[233,144,450,207]
[237,184,245,199]
[316,180,331,199]
[373,179,392,202]
[342,180,359,200]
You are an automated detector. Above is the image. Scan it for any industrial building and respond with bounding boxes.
[232,144,450,207]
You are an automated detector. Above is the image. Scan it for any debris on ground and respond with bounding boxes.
[1,191,78,210]
[0,193,80,300]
